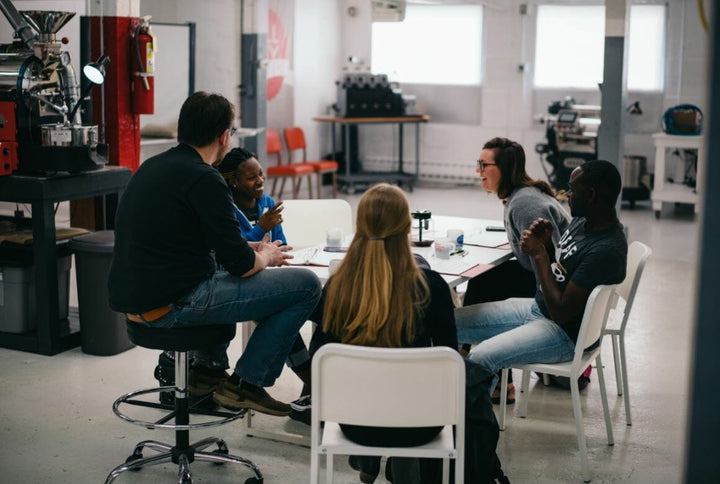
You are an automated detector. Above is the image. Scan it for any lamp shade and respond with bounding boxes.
[83,55,110,85]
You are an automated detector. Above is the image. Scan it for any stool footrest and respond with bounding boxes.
[113,386,246,430]
[125,397,244,421]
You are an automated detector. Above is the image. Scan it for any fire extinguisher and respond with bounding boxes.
[132,16,155,114]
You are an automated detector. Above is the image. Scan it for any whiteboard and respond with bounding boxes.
[140,22,195,135]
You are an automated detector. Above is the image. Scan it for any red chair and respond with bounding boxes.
[284,126,338,198]
[265,128,314,199]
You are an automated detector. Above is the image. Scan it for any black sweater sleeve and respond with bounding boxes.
[420,269,459,349]
[187,170,256,276]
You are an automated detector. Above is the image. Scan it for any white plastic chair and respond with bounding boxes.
[280,198,353,248]
[497,284,617,483]
[603,241,652,426]
[310,344,465,484]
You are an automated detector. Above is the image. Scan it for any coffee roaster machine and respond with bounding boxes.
[535,97,650,205]
[0,0,106,176]
[535,99,601,192]
[334,73,417,118]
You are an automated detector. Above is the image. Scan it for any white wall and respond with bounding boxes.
[293,0,342,160]
[140,0,241,110]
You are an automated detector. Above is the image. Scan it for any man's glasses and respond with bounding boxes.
[476,160,497,172]
[229,126,238,137]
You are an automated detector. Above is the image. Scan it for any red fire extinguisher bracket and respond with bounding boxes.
[131,18,155,115]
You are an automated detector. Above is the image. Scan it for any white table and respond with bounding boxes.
[290,215,512,287]
[651,132,705,218]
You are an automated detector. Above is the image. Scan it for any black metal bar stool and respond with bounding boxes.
[105,321,263,484]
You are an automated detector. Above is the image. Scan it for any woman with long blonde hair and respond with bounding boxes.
[309,183,458,483]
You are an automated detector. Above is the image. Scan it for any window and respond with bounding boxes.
[371,4,483,86]
[627,5,666,91]
[534,4,666,91]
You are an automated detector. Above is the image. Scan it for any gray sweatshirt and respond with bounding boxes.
[503,186,570,272]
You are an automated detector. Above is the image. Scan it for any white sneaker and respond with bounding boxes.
[290,394,311,412]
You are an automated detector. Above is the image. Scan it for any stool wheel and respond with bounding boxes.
[211,442,229,465]
[245,478,263,484]
[125,453,143,471]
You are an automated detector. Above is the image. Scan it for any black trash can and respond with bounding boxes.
[69,231,134,356]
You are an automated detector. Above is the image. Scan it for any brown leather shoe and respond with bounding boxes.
[213,380,292,416]
[188,369,229,396]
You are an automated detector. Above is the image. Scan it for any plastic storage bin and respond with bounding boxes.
[69,230,134,355]
[0,254,71,333]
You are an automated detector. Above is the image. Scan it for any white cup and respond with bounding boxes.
[434,238,456,259]
[326,228,343,248]
[446,229,464,250]
[328,259,343,276]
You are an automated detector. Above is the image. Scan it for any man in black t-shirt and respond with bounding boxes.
[108,92,321,416]
[455,160,627,392]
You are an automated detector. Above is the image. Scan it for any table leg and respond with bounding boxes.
[330,121,336,164]
[398,123,404,174]
[344,123,353,193]
[32,201,59,355]
[415,123,420,181]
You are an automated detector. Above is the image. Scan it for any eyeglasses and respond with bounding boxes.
[476,160,497,172]
[229,126,238,137]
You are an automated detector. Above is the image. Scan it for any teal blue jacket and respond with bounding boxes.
[233,194,287,245]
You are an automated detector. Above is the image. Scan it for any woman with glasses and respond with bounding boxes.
[463,137,569,403]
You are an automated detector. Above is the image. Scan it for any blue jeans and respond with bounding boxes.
[147,267,321,387]
[455,298,576,392]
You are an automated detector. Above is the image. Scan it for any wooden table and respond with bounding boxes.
[0,166,132,355]
[313,115,430,193]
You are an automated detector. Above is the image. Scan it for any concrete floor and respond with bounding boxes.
[0,183,697,483]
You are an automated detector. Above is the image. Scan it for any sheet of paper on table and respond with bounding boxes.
[286,246,340,267]
[420,253,478,276]
[462,228,509,248]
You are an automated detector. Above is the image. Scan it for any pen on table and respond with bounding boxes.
[450,249,468,257]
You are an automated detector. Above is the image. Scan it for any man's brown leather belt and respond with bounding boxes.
[126,305,172,323]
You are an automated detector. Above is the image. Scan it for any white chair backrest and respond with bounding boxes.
[281,199,354,248]
[574,285,617,360]
[615,241,652,329]
[312,344,465,427]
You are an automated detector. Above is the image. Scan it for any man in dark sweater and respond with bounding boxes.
[108,92,321,416]
[456,160,627,392]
